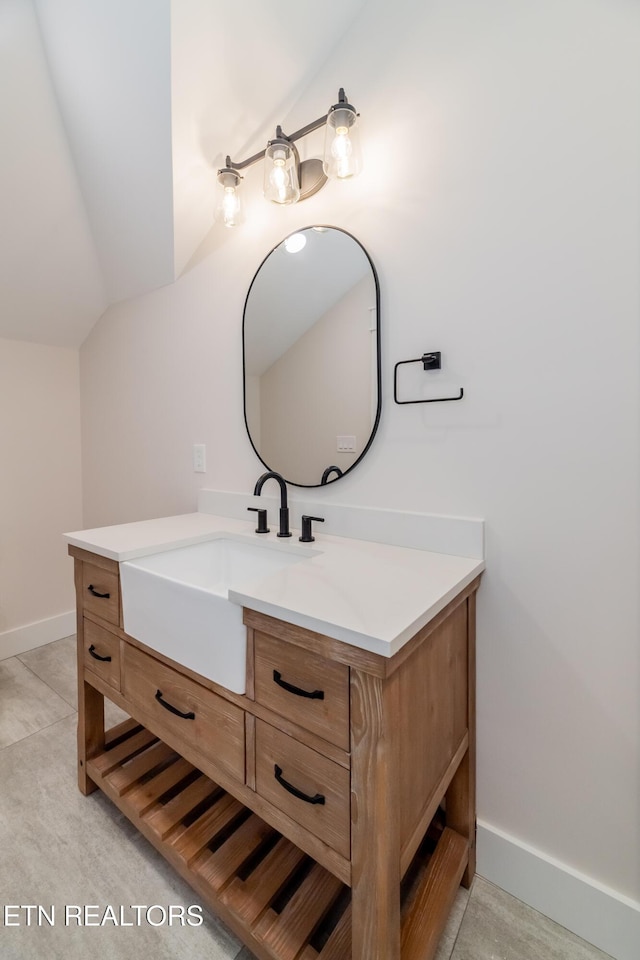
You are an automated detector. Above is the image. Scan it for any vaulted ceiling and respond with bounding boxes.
[0,0,368,347]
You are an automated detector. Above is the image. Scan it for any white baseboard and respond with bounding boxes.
[477,820,640,960]
[0,611,76,660]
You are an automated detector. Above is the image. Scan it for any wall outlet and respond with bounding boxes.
[337,435,356,452]
[193,443,206,473]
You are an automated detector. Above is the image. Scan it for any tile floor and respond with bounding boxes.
[0,636,612,960]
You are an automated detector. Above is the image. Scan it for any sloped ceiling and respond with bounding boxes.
[0,0,105,347]
[0,0,369,347]
[245,229,371,376]
[34,0,175,306]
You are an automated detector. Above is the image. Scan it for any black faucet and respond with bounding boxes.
[321,465,343,485]
[253,471,291,537]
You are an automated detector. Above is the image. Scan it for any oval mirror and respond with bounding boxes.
[243,226,380,487]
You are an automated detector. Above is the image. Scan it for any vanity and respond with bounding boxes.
[65,222,483,957]
[66,507,483,960]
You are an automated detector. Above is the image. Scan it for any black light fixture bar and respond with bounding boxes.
[225,114,329,172]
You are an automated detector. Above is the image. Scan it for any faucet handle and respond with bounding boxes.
[299,515,324,543]
[247,507,270,534]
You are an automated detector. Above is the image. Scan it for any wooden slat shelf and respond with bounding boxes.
[87,721,469,960]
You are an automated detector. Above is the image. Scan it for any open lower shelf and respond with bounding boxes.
[87,718,468,960]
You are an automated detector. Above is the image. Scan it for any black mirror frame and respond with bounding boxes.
[242,225,381,488]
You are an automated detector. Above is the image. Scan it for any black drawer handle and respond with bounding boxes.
[87,584,110,599]
[88,644,112,663]
[273,670,324,700]
[155,689,195,720]
[274,764,325,805]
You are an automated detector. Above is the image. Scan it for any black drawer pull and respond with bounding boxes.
[88,644,112,663]
[274,764,325,805]
[155,689,195,720]
[87,584,110,599]
[273,670,325,700]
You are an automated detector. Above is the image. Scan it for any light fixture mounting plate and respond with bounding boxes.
[299,158,327,201]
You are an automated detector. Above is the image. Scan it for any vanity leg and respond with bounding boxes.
[445,591,477,887]
[75,559,105,796]
[350,668,402,960]
[78,682,105,796]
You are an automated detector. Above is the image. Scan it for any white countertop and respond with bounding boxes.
[65,513,484,658]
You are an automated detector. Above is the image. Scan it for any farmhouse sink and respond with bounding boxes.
[120,535,315,694]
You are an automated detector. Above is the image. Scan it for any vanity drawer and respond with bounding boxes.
[81,562,120,627]
[83,619,121,691]
[253,632,350,751]
[255,719,350,859]
[123,644,245,784]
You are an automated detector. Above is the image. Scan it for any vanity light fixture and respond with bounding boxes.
[217,88,361,227]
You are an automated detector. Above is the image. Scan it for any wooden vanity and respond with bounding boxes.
[70,542,480,960]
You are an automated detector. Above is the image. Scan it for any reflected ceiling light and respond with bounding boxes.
[284,233,307,253]
[216,88,361,227]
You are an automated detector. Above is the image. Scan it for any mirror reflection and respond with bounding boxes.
[243,227,380,487]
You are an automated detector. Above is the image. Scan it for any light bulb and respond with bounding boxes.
[264,138,300,204]
[330,126,354,179]
[323,92,362,181]
[216,167,242,227]
[269,160,288,203]
[222,187,240,227]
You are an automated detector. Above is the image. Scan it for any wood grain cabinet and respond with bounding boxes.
[254,719,351,860]
[83,618,121,691]
[69,544,480,960]
[253,631,350,751]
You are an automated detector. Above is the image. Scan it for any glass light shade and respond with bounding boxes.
[264,139,300,204]
[216,169,242,228]
[323,104,362,180]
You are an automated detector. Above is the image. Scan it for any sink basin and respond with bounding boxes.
[120,536,314,694]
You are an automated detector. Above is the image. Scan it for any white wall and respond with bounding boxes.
[0,339,82,656]
[79,0,640,947]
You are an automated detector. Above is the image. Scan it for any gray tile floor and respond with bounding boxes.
[0,636,612,960]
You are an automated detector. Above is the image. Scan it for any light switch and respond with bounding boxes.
[193,444,206,473]
[336,435,356,452]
